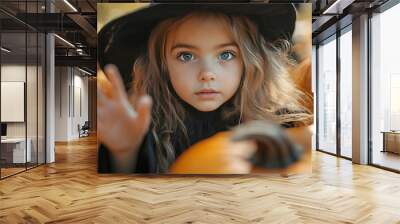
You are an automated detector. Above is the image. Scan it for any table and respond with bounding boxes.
[381,131,400,154]
[1,138,32,163]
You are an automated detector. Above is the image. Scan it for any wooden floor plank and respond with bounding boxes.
[0,135,400,223]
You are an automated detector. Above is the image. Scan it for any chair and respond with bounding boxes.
[79,121,90,138]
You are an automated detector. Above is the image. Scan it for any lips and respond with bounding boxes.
[195,89,219,94]
[195,89,220,100]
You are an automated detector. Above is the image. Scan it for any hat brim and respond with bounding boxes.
[98,3,296,89]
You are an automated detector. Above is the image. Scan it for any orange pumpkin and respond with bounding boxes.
[169,132,256,174]
[169,121,311,175]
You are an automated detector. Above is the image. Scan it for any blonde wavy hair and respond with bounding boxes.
[131,11,312,172]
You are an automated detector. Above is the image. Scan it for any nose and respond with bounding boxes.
[198,60,216,82]
[199,71,216,82]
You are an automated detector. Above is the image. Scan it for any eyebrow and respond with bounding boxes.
[170,42,238,51]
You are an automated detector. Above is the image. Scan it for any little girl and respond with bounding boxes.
[97,3,312,173]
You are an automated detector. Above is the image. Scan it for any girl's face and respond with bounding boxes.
[165,14,244,112]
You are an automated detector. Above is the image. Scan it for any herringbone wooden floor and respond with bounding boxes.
[1,135,400,223]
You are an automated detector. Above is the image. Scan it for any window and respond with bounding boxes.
[317,35,337,154]
[371,2,400,171]
[339,27,352,158]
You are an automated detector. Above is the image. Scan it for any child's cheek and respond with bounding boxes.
[223,61,243,77]
[172,63,200,81]
[168,68,195,95]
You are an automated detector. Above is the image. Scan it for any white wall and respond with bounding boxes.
[72,73,89,137]
[55,67,69,141]
[1,65,26,134]
[54,67,89,141]
[1,82,25,122]
[1,65,38,138]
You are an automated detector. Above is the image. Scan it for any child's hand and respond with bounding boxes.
[97,64,152,160]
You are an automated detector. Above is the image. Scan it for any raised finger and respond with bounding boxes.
[104,64,127,100]
[97,88,109,108]
[135,95,153,132]
[97,119,105,142]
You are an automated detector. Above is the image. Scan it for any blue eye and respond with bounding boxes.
[219,51,235,61]
[178,52,194,62]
